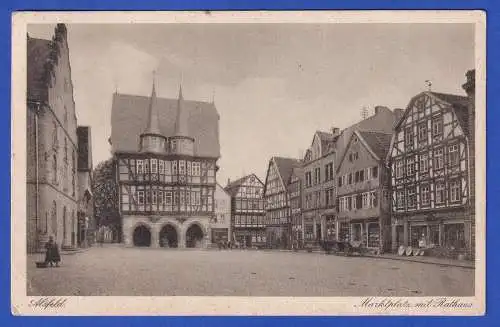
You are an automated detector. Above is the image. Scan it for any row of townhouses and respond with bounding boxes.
[27,24,94,253]
[260,70,476,257]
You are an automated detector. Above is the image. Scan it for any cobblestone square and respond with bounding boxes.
[27,246,474,297]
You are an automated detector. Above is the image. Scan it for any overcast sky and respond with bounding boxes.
[28,23,474,184]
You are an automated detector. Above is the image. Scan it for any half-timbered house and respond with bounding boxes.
[225,174,266,248]
[263,157,301,249]
[111,81,220,248]
[336,130,392,252]
[388,90,472,253]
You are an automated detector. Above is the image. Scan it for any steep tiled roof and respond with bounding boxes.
[110,93,220,158]
[333,106,398,166]
[316,130,336,154]
[358,131,393,160]
[224,173,264,197]
[430,92,469,135]
[273,156,301,187]
[27,37,52,101]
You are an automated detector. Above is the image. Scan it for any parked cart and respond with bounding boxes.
[319,240,367,256]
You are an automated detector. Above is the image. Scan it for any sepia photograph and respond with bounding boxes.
[11,11,486,315]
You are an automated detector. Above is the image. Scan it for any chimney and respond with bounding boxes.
[463,69,475,99]
[227,178,231,186]
[330,127,340,137]
[374,106,389,115]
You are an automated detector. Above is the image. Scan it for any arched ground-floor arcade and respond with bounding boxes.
[122,215,211,248]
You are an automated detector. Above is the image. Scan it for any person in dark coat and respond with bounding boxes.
[45,236,61,267]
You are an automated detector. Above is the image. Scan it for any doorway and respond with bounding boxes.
[186,224,204,248]
[159,224,178,248]
[133,225,151,247]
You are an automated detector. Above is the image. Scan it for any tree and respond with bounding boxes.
[92,158,120,240]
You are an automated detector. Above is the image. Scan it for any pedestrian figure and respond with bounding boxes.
[45,236,61,267]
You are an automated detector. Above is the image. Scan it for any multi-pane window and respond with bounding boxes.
[314,168,320,185]
[159,160,164,174]
[434,148,444,170]
[158,190,164,205]
[395,160,404,178]
[405,126,414,149]
[435,181,446,204]
[348,173,353,184]
[151,159,157,174]
[407,187,416,208]
[152,190,157,205]
[325,188,335,207]
[137,191,145,205]
[396,190,404,208]
[362,192,369,208]
[406,156,416,176]
[370,191,378,208]
[179,160,186,175]
[448,144,460,167]
[136,160,143,174]
[305,171,312,187]
[192,162,201,176]
[325,162,334,181]
[421,184,430,205]
[419,153,429,172]
[172,161,178,175]
[432,117,443,139]
[338,176,342,187]
[418,122,427,144]
[372,166,378,179]
[450,179,461,202]
[144,160,149,174]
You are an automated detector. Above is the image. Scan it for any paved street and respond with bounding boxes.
[27,246,474,296]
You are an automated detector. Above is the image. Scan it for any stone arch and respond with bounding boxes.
[185,222,205,248]
[132,223,152,247]
[159,223,179,248]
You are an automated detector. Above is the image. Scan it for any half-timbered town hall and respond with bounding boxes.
[110,80,220,248]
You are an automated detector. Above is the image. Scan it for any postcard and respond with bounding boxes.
[11,10,486,315]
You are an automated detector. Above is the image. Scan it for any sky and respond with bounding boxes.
[27,23,474,184]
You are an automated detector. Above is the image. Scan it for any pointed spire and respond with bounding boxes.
[143,71,162,136]
[174,82,189,137]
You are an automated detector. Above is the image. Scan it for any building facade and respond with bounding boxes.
[287,167,303,249]
[77,126,94,247]
[301,131,338,245]
[111,82,220,248]
[225,174,266,248]
[27,24,79,252]
[462,70,476,258]
[336,130,392,252]
[389,90,472,253]
[212,183,231,245]
[263,157,301,249]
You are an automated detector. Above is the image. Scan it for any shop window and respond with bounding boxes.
[339,222,350,242]
[410,225,427,248]
[367,223,380,248]
[429,225,440,247]
[352,224,362,242]
[444,224,465,249]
